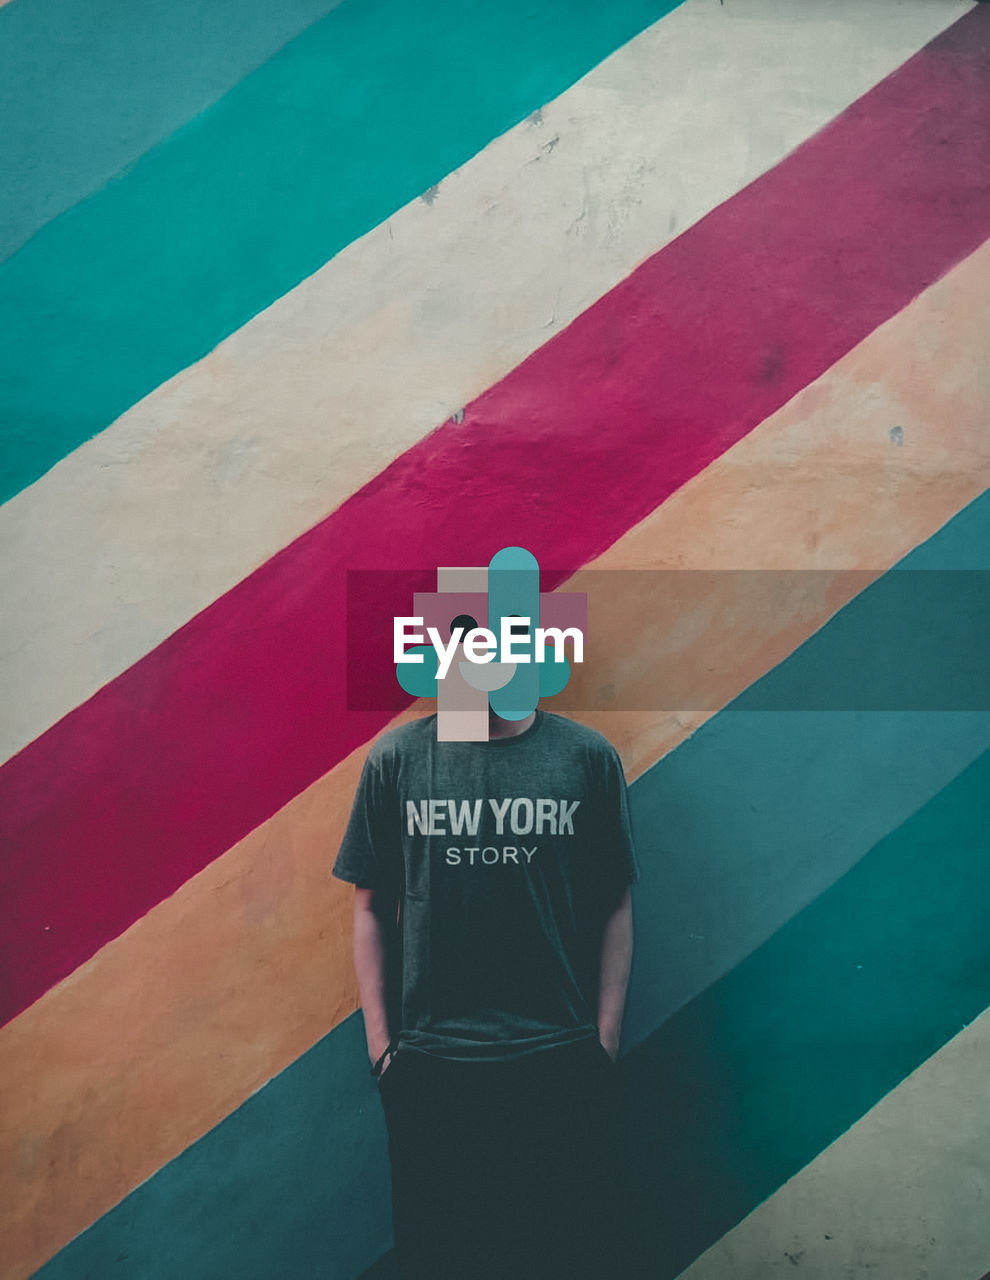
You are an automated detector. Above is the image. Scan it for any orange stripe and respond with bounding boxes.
[1,239,989,1280]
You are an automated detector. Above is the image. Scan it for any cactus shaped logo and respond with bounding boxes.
[394,547,587,740]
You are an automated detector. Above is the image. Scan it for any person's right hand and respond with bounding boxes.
[371,1041,397,1079]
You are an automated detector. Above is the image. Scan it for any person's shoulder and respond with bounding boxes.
[365,714,437,766]
[540,712,619,759]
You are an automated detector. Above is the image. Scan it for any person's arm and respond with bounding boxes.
[597,885,634,1061]
[353,885,399,1071]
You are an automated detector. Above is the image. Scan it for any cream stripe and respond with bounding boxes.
[677,1007,990,1280]
[2,237,988,1280]
[0,0,973,763]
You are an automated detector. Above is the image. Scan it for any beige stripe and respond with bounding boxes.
[677,1007,990,1280]
[1,237,988,1280]
[0,0,972,763]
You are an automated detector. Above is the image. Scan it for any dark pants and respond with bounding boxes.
[377,1037,626,1280]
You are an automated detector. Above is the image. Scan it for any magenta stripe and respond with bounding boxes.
[2,8,988,1026]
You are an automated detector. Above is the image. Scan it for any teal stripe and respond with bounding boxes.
[0,0,344,261]
[34,1012,394,1280]
[0,0,684,505]
[622,487,990,1051]
[616,747,990,1278]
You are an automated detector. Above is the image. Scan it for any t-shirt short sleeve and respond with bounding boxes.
[596,742,640,903]
[332,741,400,892]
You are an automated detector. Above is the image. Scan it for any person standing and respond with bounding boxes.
[332,703,638,1279]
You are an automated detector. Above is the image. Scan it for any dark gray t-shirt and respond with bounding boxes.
[332,710,639,1061]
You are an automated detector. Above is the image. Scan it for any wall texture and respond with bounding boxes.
[1,1,988,1277]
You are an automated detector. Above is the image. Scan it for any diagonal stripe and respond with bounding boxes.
[1,0,973,763]
[28,1011,393,1280]
[0,0,685,503]
[29,747,990,1280]
[678,1008,990,1280]
[2,242,989,1278]
[614,750,990,1280]
[0,0,346,260]
[1,8,988,1029]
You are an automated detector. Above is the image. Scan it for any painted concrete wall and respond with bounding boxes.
[1,2,987,1277]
